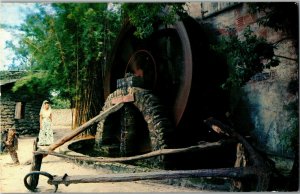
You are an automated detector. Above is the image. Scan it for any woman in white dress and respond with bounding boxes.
[38,100,54,146]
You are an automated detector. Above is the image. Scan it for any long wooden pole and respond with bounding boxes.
[28,138,43,188]
[48,167,256,186]
[35,139,236,163]
[48,103,124,152]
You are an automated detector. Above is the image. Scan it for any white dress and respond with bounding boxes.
[38,109,54,146]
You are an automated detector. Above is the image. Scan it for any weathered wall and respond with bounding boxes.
[0,85,42,135]
[186,3,298,158]
[51,109,73,127]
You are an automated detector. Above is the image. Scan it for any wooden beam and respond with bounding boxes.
[48,167,256,186]
[48,103,124,152]
[28,138,43,189]
[231,131,272,191]
[35,139,236,163]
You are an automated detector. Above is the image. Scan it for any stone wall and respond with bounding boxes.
[0,84,42,135]
[1,104,74,134]
[240,46,298,157]
[187,3,298,158]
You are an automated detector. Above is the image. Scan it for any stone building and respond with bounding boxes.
[0,72,43,136]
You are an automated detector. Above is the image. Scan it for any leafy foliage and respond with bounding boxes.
[248,3,299,41]
[212,3,298,90]
[12,71,49,94]
[6,3,185,129]
[8,3,122,129]
[212,27,279,89]
[50,96,71,109]
[121,3,187,39]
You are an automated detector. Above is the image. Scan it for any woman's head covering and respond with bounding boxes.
[40,100,52,114]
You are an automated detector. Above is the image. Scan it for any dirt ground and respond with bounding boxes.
[0,126,202,193]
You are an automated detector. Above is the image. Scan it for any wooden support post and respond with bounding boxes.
[28,138,43,189]
[232,143,246,190]
[231,131,272,191]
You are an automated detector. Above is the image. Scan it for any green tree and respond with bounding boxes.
[121,3,187,39]
[248,2,298,45]
[7,3,185,132]
[9,3,122,131]
[212,27,279,89]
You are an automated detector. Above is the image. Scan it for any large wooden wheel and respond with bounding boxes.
[104,20,192,126]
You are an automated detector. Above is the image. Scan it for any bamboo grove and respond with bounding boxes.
[7,4,121,132]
